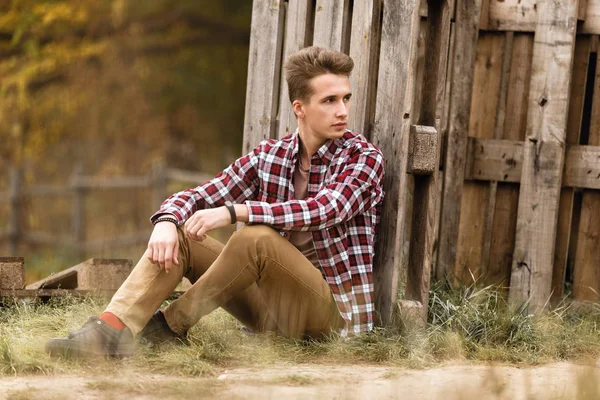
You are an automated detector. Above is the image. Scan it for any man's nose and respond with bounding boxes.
[336,101,348,117]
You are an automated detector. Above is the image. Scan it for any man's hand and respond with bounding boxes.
[146,221,179,273]
[184,207,231,242]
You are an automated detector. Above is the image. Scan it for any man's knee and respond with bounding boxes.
[229,224,280,245]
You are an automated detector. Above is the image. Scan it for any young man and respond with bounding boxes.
[46,46,385,359]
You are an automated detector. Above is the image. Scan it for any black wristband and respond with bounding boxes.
[224,201,237,224]
[153,216,178,226]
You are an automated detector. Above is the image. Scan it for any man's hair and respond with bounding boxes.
[284,46,354,103]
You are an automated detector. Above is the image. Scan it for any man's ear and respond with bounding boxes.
[292,100,305,119]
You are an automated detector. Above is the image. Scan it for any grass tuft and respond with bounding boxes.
[0,281,599,380]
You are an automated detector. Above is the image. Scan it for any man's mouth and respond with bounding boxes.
[333,122,347,128]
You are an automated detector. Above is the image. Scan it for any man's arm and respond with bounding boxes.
[246,145,384,231]
[150,144,261,225]
[147,144,261,272]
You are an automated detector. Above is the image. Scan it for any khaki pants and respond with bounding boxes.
[105,225,343,339]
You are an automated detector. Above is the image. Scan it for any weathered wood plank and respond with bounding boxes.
[581,2,600,33]
[573,45,600,301]
[406,0,452,317]
[456,32,504,283]
[580,0,589,21]
[436,0,483,281]
[488,0,600,33]
[277,0,312,139]
[552,36,592,301]
[466,139,600,190]
[480,32,513,282]
[488,0,537,32]
[0,257,25,290]
[348,0,380,137]
[243,0,285,153]
[488,33,534,287]
[564,146,600,189]
[371,0,421,325]
[466,138,524,183]
[479,0,490,30]
[509,1,579,308]
[313,0,348,51]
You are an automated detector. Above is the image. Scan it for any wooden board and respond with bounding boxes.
[466,140,600,190]
[480,32,514,281]
[313,0,348,51]
[488,0,600,34]
[0,257,25,290]
[581,2,600,34]
[488,33,534,287]
[348,0,380,137]
[552,36,592,301]
[277,0,312,139]
[509,1,578,308]
[371,0,421,325]
[488,0,537,32]
[580,0,589,21]
[242,0,285,153]
[406,0,452,314]
[455,32,504,283]
[436,0,483,281]
[466,138,524,183]
[573,46,600,301]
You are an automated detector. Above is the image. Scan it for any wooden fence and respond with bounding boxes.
[0,164,213,260]
[242,0,600,324]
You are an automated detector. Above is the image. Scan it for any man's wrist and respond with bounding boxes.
[152,214,178,226]
[233,204,249,223]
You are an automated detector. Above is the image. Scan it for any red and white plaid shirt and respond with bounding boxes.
[152,130,385,335]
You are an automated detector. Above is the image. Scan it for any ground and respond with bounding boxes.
[1,362,599,400]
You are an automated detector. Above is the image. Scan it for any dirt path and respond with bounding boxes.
[1,362,599,399]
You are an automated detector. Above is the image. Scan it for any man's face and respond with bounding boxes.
[294,73,352,144]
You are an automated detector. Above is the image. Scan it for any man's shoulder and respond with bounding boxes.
[340,130,383,158]
[254,133,295,153]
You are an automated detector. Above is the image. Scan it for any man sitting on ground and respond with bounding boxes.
[45,46,385,359]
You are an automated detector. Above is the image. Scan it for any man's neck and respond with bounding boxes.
[298,130,325,167]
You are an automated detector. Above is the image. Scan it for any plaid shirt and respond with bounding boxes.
[152,130,385,335]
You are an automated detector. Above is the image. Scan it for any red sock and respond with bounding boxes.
[99,312,126,330]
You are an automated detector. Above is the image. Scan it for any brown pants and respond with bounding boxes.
[105,225,343,339]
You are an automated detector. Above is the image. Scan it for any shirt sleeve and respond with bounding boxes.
[245,145,384,231]
[150,145,261,225]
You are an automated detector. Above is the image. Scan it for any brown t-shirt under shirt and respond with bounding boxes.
[288,160,320,268]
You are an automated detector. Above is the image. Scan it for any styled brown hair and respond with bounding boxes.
[284,46,354,103]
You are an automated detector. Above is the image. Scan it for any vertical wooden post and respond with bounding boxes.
[8,167,21,257]
[277,0,313,139]
[573,44,600,302]
[488,33,534,287]
[348,0,381,138]
[480,32,514,281]
[405,0,453,316]
[437,0,483,281]
[152,161,167,210]
[371,0,421,325]
[242,0,285,152]
[313,0,350,52]
[509,0,579,308]
[552,36,593,302]
[71,165,85,261]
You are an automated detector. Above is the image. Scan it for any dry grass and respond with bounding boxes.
[0,283,600,398]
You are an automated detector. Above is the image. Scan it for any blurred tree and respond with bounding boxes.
[0,0,252,271]
[0,0,251,177]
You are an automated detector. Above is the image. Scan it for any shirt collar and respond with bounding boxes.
[292,129,346,164]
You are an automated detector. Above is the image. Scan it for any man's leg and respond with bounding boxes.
[105,228,276,335]
[164,225,343,339]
